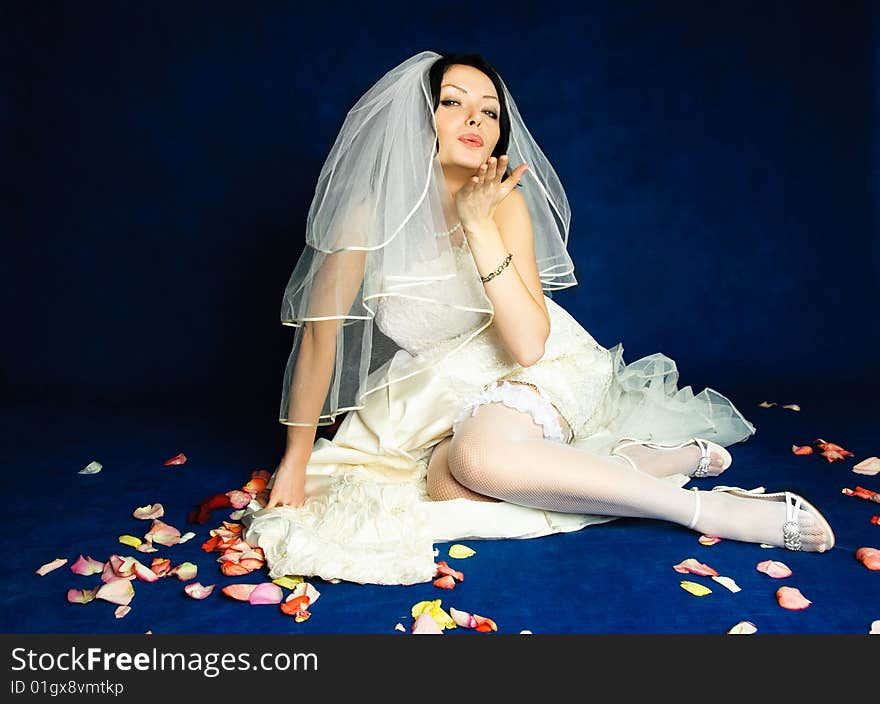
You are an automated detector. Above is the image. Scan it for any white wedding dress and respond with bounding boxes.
[241,243,756,585]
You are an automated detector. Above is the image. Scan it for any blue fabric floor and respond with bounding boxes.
[2,388,878,635]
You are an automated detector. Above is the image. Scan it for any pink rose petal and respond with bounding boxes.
[226,490,254,509]
[222,584,258,601]
[248,583,283,605]
[67,587,99,604]
[36,558,68,576]
[698,535,721,546]
[776,586,811,610]
[96,579,135,606]
[450,607,477,629]
[856,547,880,571]
[412,613,443,634]
[132,503,164,520]
[757,560,793,579]
[672,558,719,577]
[70,555,105,576]
[184,582,215,599]
[132,560,160,582]
[114,605,131,619]
[145,519,181,546]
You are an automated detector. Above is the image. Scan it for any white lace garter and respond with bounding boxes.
[451,380,573,444]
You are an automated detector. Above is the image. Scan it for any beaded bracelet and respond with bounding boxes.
[480,252,514,283]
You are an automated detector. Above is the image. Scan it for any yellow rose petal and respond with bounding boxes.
[118,535,143,547]
[680,580,712,597]
[448,544,476,559]
[272,575,304,589]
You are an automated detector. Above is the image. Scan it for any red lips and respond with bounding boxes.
[458,133,483,147]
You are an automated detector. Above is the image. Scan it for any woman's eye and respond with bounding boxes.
[440,99,498,119]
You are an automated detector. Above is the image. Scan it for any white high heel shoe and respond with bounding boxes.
[687,485,836,552]
[612,436,732,478]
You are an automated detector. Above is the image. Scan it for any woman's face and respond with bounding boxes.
[434,64,501,174]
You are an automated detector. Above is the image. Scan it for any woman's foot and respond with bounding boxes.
[690,489,835,552]
[612,438,728,479]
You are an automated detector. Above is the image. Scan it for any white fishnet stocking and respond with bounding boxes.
[441,401,830,550]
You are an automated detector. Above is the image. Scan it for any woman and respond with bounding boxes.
[241,51,833,585]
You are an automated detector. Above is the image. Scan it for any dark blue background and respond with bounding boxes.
[1,1,878,637]
[4,0,877,414]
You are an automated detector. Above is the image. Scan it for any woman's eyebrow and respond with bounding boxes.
[441,83,499,102]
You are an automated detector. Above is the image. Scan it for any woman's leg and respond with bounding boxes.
[446,401,830,550]
[426,436,500,502]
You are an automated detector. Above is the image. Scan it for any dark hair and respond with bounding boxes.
[428,52,513,181]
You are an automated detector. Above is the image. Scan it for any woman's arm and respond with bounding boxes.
[465,188,550,367]
[269,241,367,508]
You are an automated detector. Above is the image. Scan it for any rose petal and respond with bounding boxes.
[679,580,712,597]
[36,558,68,576]
[856,547,880,571]
[792,445,813,455]
[448,544,476,559]
[145,519,181,546]
[149,558,172,577]
[133,504,164,520]
[163,452,187,466]
[758,401,777,407]
[756,560,793,579]
[226,490,253,510]
[70,555,105,576]
[272,576,304,589]
[412,613,443,634]
[114,605,131,619]
[853,457,880,476]
[449,607,477,629]
[727,621,757,634]
[411,600,455,629]
[96,579,135,606]
[228,510,246,520]
[132,560,160,582]
[394,623,406,632]
[698,535,721,546]
[118,535,143,548]
[291,582,320,605]
[67,587,99,604]
[167,562,197,581]
[776,586,811,610]
[473,614,498,633]
[712,575,741,593]
[673,558,719,577]
[221,584,258,601]
[243,477,268,494]
[178,532,196,544]
[435,561,464,581]
[433,575,456,589]
[782,404,800,411]
[135,543,159,553]
[870,620,880,635]
[184,582,215,599]
[249,583,283,605]
[280,595,310,619]
[78,460,102,474]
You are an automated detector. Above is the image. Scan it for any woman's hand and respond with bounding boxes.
[265,458,307,509]
[455,155,529,232]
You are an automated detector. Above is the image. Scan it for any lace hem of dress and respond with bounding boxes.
[451,380,572,444]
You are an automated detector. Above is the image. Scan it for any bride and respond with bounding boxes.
[241,51,834,586]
